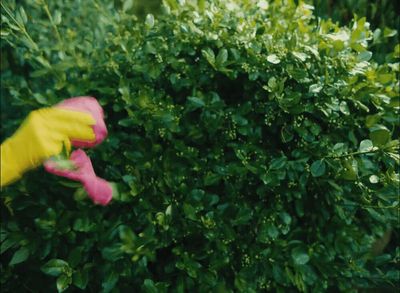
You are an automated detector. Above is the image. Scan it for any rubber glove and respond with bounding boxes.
[44,149,113,206]
[56,96,107,147]
[1,107,95,187]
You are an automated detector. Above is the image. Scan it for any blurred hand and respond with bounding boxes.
[44,149,113,206]
[1,107,95,187]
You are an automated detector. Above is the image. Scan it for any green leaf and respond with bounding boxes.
[73,187,88,201]
[68,247,82,268]
[1,238,18,254]
[165,205,172,216]
[267,224,279,239]
[187,96,205,110]
[357,51,372,62]
[143,279,158,293]
[269,157,287,170]
[369,175,379,184]
[9,247,29,265]
[119,225,136,244]
[216,48,228,67]
[291,246,310,265]
[102,271,119,292]
[41,259,69,277]
[369,124,390,146]
[183,203,197,220]
[232,114,248,126]
[281,125,294,143]
[339,101,350,115]
[257,224,269,243]
[118,118,135,127]
[33,93,49,105]
[73,217,94,232]
[309,84,323,94]
[359,139,374,152]
[72,266,89,290]
[145,14,155,29]
[365,114,381,128]
[233,206,253,225]
[310,160,326,177]
[295,200,304,217]
[202,48,215,66]
[123,0,134,12]
[101,245,123,261]
[56,274,71,293]
[332,143,346,155]
[50,157,76,170]
[18,6,28,24]
[280,212,292,225]
[341,159,358,181]
[0,29,10,36]
[383,27,397,38]
[267,54,280,64]
[292,51,307,61]
[53,11,62,25]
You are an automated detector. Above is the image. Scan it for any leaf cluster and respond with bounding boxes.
[1,0,399,292]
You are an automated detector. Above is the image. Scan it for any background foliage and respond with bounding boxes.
[1,0,399,292]
[311,0,399,64]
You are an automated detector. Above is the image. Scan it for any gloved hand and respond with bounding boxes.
[56,96,107,148]
[44,149,113,206]
[1,107,95,187]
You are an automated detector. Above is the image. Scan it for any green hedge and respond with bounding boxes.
[1,0,399,292]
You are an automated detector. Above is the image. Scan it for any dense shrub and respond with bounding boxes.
[1,0,399,292]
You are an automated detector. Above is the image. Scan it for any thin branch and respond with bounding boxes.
[338,203,398,210]
[41,0,62,44]
[325,149,379,159]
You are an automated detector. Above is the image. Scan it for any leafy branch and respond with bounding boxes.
[325,140,399,160]
[325,149,379,159]
[0,2,38,51]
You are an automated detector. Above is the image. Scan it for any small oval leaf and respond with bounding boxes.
[9,247,29,265]
[310,160,326,177]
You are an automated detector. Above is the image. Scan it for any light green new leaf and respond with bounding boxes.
[145,14,155,29]
[267,54,280,64]
[57,274,71,293]
[359,139,374,152]
[53,11,62,25]
[369,175,379,184]
[123,0,134,12]
[357,51,372,62]
[216,48,228,67]
[309,84,323,94]
[202,48,215,66]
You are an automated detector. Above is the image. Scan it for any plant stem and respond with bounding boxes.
[325,149,379,159]
[41,0,63,44]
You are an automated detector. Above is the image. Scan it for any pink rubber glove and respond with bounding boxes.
[44,97,113,205]
[57,96,107,147]
[44,149,113,205]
